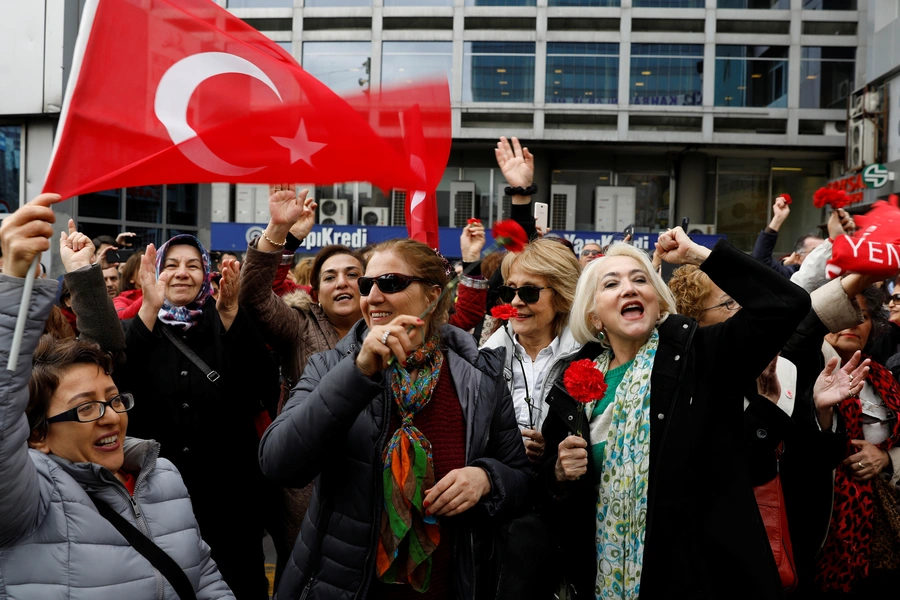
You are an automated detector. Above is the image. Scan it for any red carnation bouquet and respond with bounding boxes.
[490,304,519,321]
[813,188,849,209]
[778,193,792,205]
[492,220,528,253]
[562,359,607,435]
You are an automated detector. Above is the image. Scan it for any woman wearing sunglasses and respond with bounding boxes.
[0,195,234,599]
[260,238,529,600]
[539,229,810,600]
[482,238,582,463]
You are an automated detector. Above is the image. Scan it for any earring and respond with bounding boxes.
[598,331,605,341]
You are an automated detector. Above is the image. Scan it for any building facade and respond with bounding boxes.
[0,0,877,272]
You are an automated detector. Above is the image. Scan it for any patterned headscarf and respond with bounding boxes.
[155,234,212,330]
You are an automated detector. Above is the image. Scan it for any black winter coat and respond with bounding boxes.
[539,240,810,600]
[259,322,531,600]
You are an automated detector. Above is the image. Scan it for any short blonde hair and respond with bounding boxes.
[501,238,581,337]
[569,243,678,345]
[667,265,713,321]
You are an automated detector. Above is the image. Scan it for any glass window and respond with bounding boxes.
[302,42,372,95]
[546,43,619,104]
[0,125,21,214]
[130,227,163,249]
[630,44,703,106]
[617,174,671,231]
[802,0,857,8]
[463,42,536,103]
[385,0,452,5]
[126,186,163,223]
[382,42,453,94]
[717,0,790,6]
[716,159,769,251]
[632,0,703,6]
[770,163,827,255]
[227,0,292,6]
[277,41,292,56]
[800,47,855,109]
[305,0,371,6]
[714,45,788,108]
[465,0,535,5]
[78,190,121,220]
[167,184,199,226]
[549,0,619,5]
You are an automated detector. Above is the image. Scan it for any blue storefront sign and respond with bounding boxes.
[211,222,725,257]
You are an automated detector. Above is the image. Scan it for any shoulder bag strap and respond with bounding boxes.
[91,497,198,600]
[161,327,220,385]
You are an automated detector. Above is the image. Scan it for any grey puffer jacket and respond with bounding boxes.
[259,322,531,600]
[0,274,233,600]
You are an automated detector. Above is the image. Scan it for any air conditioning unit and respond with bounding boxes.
[549,185,577,231]
[594,186,636,232]
[211,183,230,222]
[849,94,865,119]
[864,90,881,113]
[361,206,389,226]
[235,184,269,224]
[496,184,512,221]
[391,190,407,226]
[449,182,476,228]
[849,118,876,171]
[318,198,349,225]
[824,121,844,136]
[686,223,717,235]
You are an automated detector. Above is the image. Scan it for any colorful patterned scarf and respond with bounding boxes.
[816,357,900,592]
[376,334,444,591]
[592,330,658,600]
[155,234,212,330]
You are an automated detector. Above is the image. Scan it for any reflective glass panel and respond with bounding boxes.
[547,43,619,105]
[385,0,452,5]
[227,0,292,6]
[78,189,121,220]
[463,42,535,103]
[125,186,164,223]
[0,125,21,214]
[630,44,703,106]
[465,0,535,5]
[714,46,788,108]
[771,163,827,255]
[131,227,163,249]
[549,0,619,5]
[166,185,199,226]
[305,0,371,6]
[617,174,671,231]
[633,0,703,6]
[716,159,769,252]
[800,47,855,109]
[303,42,372,94]
[802,0,857,8]
[382,42,453,93]
[717,0,790,6]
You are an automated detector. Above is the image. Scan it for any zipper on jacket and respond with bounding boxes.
[469,528,477,600]
[356,388,391,600]
[112,484,166,600]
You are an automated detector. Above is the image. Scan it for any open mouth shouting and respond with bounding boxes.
[333,293,354,303]
[621,301,645,320]
[94,432,121,452]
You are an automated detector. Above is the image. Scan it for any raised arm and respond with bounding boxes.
[0,194,63,546]
[496,136,538,241]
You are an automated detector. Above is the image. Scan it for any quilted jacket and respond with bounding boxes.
[0,273,233,600]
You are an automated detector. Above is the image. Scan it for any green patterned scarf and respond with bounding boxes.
[591,330,658,600]
[375,334,444,591]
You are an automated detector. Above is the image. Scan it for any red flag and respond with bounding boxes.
[43,0,451,200]
[827,200,900,279]
[399,105,440,248]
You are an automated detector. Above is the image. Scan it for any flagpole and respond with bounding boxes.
[7,256,39,371]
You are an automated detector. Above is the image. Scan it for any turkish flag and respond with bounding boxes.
[43,0,451,201]
[401,106,440,249]
[827,200,900,279]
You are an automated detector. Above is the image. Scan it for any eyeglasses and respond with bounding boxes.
[890,294,900,304]
[700,299,740,313]
[46,393,135,424]
[498,285,552,304]
[358,273,437,296]
[581,249,602,258]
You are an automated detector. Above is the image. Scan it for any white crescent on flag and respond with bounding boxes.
[154,51,283,176]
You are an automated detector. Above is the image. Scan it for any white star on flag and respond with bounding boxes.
[272,119,326,167]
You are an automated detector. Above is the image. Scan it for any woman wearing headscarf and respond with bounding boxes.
[259,238,530,600]
[113,233,279,600]
[539,229,810,600]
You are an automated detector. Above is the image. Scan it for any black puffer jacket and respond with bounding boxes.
[259,322,530,600]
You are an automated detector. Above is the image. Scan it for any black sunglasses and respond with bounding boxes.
[358,273,437,296]
[891,294,900,304]
[46,393,135,424]
[498,285,552,304]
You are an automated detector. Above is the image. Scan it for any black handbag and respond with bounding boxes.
[91,496,198,600]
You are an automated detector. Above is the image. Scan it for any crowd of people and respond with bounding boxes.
[1,136,900,600]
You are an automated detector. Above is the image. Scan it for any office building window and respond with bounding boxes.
[0,125,21,214]
[382,42,453,93]
[302,42,372,94]
[547,43,619,104]
[463,42,535,103]
[227,0,292,6]
[75,185,200,249]
[632,0,703,6]
[800,47,855,109]
[465,0,535,5]
[717,0,789,6]
[305,0,371,6]
[630,44,703,106]
[802,0,857,8]
[548,0,619,5]
[385,0,452,4]
[715,45,788,108]
[277,42,292,56]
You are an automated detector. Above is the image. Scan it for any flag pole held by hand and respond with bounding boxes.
[7,256,39,371]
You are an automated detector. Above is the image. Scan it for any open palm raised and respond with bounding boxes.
[495,136,534,189]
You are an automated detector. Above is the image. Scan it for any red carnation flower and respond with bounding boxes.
[491,219,528,253]
[813,188,849,209]
[563,359,608,404]
[490,304,519,321]
[778,193,792,205]
[467,217,482,225]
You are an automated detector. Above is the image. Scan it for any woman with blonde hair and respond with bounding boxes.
[483,238,582,463]
[539,230,810,600]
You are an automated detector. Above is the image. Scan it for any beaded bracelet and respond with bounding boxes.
[262,231,287,247]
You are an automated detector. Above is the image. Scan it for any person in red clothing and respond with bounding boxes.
[113,251,144,320]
